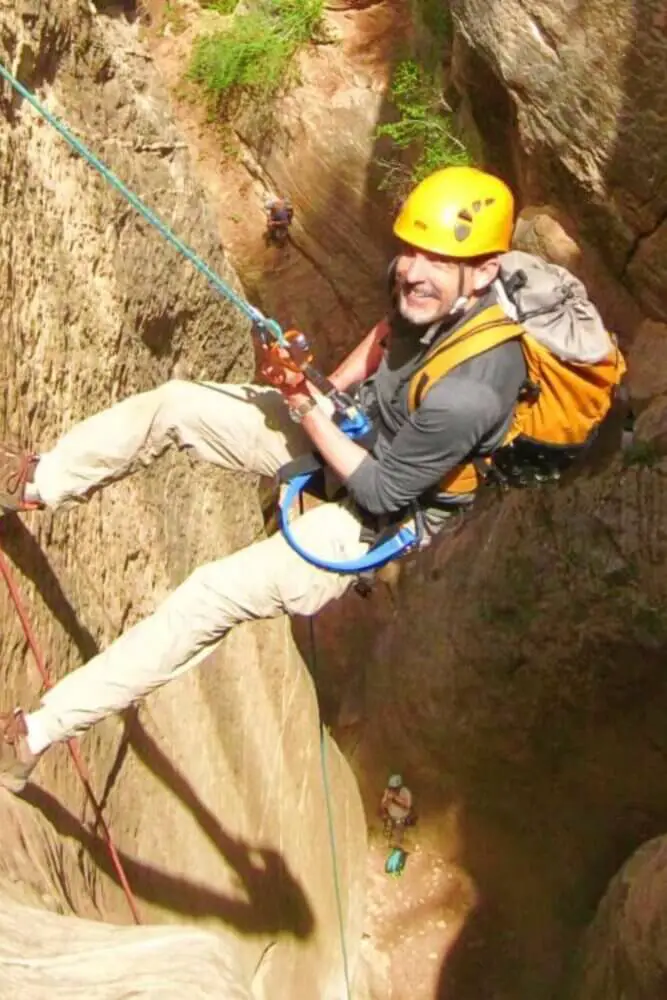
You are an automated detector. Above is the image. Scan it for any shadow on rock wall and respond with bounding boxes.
[21,707,314,936]
[310,430,667,999]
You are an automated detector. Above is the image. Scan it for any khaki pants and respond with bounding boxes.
[31,381,368,745]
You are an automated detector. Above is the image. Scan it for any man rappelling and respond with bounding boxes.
[0,166,625,790]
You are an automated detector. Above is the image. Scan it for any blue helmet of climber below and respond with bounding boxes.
[0,165,625,791]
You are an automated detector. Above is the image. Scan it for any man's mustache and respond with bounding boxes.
[397,277,438,298]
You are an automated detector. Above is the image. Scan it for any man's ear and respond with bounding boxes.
[471,256,501,293]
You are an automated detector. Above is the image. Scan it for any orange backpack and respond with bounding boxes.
[407,254,627,495]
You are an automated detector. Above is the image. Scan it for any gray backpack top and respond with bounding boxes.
[496,250,614,364]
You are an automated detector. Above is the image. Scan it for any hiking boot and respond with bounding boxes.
[0,710,40,793]
[0,444,40,514]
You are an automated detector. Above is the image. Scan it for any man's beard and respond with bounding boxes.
[397,284,447,325]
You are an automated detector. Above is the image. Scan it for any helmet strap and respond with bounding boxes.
[448,262,468,316]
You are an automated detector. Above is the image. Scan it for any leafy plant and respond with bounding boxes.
[188,0,325,100]
[375,59,472,200]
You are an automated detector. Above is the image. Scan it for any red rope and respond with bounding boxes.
[0,544,142,925]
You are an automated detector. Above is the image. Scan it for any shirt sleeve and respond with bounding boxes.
[345,376,508,515]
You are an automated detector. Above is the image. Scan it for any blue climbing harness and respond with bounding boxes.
[278,470,420,574]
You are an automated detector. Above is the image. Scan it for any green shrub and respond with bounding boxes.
[375,60,471,199]
[188,0,324,100]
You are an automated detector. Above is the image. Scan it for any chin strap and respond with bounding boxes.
[448,262,469,316]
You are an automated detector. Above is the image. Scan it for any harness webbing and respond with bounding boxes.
[0,61,284,345]
[0,542,142,925]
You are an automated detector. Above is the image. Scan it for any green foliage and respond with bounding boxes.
[201,0,239,12]
[633,603,667,641]
[375,60,471,199]
[188,0,324,100]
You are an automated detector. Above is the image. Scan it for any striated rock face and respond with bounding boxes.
[570,835,667,1000]
[0,897,253,999]
[450,0,667,323]
[0,794,252,999]
[0,2,365,997]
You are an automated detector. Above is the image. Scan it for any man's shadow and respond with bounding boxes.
[22,708,314,938]
[0,515,99,663]
[1,519,314,938]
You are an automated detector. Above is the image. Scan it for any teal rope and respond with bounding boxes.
[307,616,353,1000]
[0,61,285,344]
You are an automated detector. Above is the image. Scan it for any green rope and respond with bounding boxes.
[308,616,353,1000]
[296,483,352,998]
[0,61,285,344]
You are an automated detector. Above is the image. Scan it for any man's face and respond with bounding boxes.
[395,244,488,326]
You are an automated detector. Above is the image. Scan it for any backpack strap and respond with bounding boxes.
[408,303,524,411]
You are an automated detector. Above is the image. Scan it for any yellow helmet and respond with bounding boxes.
[393,166,514,258]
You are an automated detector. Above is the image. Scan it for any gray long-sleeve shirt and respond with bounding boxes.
[346,288,527,517]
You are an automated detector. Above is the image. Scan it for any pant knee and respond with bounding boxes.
[153,379,193,424]
[160,556,260,641]
[164,560,225,616]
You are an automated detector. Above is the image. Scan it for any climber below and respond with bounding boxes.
[265,195,293,246]
[0,166,625,791]
[380,774,415,846]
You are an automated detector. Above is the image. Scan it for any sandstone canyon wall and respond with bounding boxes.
[3,1,667,999]
[313,2,667,998]
[0,1,365,997]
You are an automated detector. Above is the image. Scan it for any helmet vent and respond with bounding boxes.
[454,222,472,242]
[414,219,428,231]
